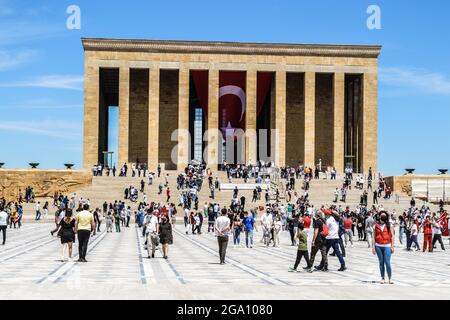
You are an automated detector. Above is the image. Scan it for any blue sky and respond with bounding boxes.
[0,0,449,175]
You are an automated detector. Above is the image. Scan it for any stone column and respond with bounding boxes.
[148,67,160,171]
[245,69,257,165]
[275,70,286,167]
[362,71,378,174]
[118,67,130,167]
[177,67,190,171]
[206,69,219,170]
[333,73,345,173]
[83,62,99,169]
[304,72,316,168]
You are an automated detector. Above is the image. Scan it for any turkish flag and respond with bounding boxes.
[191,71,273,135]
[219,71,247,135]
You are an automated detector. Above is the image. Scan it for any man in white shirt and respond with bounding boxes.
[261,210,273,230]
[35,202,41,220]
[334,188,339,203]
[432,218,445,251]
[145,210,160,258]
[184,208,190,235]
[143,193,148,204]
[307,206,314,217]
[410,220,420,250]
[214,208,231,265]
[148,173,153,185]
[260,210,273,245]
[325,211,346,271]
[0,206,8,245]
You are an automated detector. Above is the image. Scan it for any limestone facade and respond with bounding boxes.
[82,38,381,173]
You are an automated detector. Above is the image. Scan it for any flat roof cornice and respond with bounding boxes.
[81,38,381,58]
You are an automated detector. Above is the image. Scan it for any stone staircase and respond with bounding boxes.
[20,170,439,220]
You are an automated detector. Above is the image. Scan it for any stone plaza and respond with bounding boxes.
[1,222,449,300]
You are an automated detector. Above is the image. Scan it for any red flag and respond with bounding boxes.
[191,70,209,115]
[219,71,247,135]
[191,71,273,134]
[438,211,448,236]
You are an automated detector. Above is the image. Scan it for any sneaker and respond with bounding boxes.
[338,266,347,272]
[306,268,313,273]
[321,268,329,272]
[288,267,297,272]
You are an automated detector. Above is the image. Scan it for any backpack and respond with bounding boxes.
[320,219,329,237]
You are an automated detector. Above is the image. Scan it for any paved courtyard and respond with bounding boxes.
[1,223,450,300]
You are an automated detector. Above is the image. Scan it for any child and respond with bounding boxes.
[106,211,114,233]
[289,223,312,273]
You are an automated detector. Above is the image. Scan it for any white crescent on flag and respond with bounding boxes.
[219,85,246,122]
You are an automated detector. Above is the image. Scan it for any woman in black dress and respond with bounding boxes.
[159,214,173,259]
[56,209,76,262]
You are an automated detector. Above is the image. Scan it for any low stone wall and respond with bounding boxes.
[0,169,92,201]
[385,174,450,197]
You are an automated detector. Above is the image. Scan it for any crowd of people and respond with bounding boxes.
[92,161,161,178]
[1,160,449,286]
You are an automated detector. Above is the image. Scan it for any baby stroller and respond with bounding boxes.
[262,226,272,247]
[130,190,139,202]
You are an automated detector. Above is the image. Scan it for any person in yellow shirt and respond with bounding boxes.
[75,204,96,263]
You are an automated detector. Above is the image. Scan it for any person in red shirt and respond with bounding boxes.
[343,214,354,247]
[372,211,394,284]
[303,215,312,230]
[422,216,433,252]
